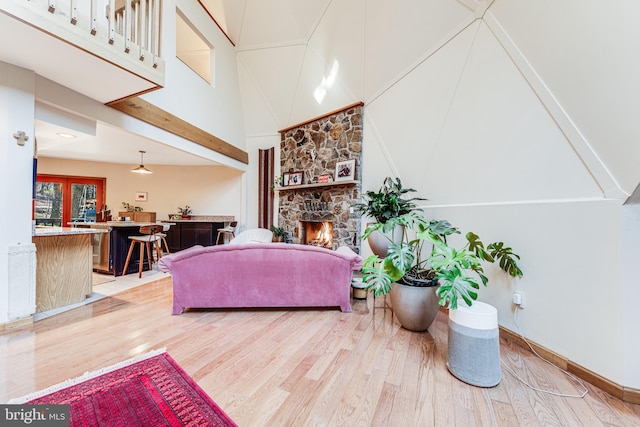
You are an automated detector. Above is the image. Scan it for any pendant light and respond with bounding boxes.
[131,150,153,174]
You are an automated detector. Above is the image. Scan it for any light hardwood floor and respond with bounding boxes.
[1,277,639,426]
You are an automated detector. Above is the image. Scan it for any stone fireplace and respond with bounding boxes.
[277,103,363,253]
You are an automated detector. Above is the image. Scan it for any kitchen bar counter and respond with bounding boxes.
[32,227,107,313]
[34,226,108,236]
[166,215,234,222]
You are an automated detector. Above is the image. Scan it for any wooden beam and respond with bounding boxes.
[108,97,248,164]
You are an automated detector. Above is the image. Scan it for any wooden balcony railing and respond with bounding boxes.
[4,0,163,79]
[107,0,161,66]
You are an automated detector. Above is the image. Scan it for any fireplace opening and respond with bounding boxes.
[300,221,334,249]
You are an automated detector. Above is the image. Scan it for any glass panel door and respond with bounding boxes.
[71,183,97,222]
[36,175,105,226]
[35,181,64,227]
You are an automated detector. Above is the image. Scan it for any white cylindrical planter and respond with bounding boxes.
[447,301,501,387]
[351,276,367,300]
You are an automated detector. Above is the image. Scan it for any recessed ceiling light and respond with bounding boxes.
[56,132,76,138]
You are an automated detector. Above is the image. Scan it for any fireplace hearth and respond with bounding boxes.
[300,221,334,249]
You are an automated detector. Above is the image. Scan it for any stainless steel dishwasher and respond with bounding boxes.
[92,227,111,273]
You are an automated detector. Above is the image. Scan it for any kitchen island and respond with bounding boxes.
[161,216,234,252]
[109,217,234,275]
[33,226,108,313]
[71,216,234,276]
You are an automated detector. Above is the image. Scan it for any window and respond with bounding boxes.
[35,175,105,226]
[176,9,214,84]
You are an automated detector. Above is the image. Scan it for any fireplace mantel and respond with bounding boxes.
[275,180,358,192]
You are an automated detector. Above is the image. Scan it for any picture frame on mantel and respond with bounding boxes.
[282,172,290,186]
[289,171,303,186]
[335,159,355,182]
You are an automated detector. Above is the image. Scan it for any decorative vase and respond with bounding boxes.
[389,278,440,332]
[367,223,403,258]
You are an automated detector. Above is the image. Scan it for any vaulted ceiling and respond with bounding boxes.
[200,0,640,200]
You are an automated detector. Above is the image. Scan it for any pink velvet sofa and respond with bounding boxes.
[158,243,363,314]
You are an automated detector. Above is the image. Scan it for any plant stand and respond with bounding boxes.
[447,301,501,387]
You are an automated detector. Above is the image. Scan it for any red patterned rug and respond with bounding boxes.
[11,350,236,426]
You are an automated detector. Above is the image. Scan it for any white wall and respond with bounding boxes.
[0,63,37,323]
[426,201,625,384]
[622,204,640,389]
[36,158,243,225]
[490,0,640,196]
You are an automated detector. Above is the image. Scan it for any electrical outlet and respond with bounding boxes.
[512,292,524,308]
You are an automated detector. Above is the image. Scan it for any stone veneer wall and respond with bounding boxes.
[278,104,362,253]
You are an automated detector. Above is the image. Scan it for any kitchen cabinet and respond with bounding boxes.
[117,211,156,222]
[164,221,225,252]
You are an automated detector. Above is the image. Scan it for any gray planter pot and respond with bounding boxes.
[389,278,440,332]
[367,223,403,258]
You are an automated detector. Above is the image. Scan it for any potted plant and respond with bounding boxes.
[177,205,192,220]
[270,225,287,242]
[352,177,425,257]
[361,210,523,331]
[270,176,283,190]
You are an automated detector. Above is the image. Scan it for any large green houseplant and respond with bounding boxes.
[362,212,523,311]
[352,177,425,257]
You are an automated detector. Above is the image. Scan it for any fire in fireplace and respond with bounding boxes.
[300,221,334,249]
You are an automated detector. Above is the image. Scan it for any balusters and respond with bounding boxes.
[70,0,77,24]
[90,0,98,35]
[151,0,160,67]
[108,0,115,44]
[138,0,146,60]
[124,0,132,52]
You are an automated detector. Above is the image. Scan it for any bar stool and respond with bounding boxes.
[122,224,163,278]
[215,221,237,244]
[155,223,171,256]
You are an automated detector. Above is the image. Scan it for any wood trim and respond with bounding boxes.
[197,0,236,47]
[278,102,364,134]
[258,148,274,229]
[499,326,640,404]
[0,316,33,332]
[107,97,248,164]
[623,387,640,405]
[104,85,163,105]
